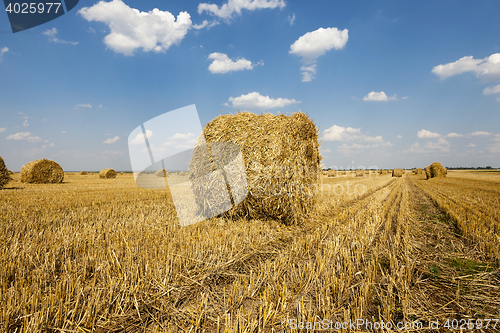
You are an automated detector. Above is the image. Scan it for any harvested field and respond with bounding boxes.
[0,170,498,332]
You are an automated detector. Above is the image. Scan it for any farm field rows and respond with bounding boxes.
[1,171,499,332]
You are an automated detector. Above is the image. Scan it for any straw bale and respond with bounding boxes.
[327,170,336,177]
[99,168,117,179]
[155,169,168,177]
[80,171,88,175]
[21,159,64,184]
[0,156,12,189]
[428,162,446,178]
[392,169,404,177]
[424,166,431,179]
[356,170,364,177]
[189,112,320,225]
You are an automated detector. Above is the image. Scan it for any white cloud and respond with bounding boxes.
[323,125,383,143]
[42,27,78,45]
[79,0,192,56]
[0,127,6,133]
[198,0,285,20]
[0,47,8,61]
[49,143,55,147]
[192,20,219,30]
[62,131,67,133]
[466,143,476,148]
[23,119,29,127]
[227,92,298,109]
[417,129,441,139]
[403,138,450,154]
[483,84,500,95]
[470,131,492,136]
[363,91,396,101]
[130,130,153,144]
[75,103,92,108]
[432,53,500,80]
[300,64,316,82]
[396,135,402,139]
[445,132,463,138]
[289,27,348,82]
[103,136,120,144]
[288,13,295,25]
[207,53,260,74]
[6,132,41,142]
[320,148,332,153]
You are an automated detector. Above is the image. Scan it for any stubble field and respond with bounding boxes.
[1,171,499,332]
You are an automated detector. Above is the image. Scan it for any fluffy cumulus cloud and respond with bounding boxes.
[445,132,463,138]
[470,131,492,136]
[129,130,153,144]
[323,125,384,143]
[432,53,500,80]
[289,27,348,82]
[79,0,192,56]
[207,53,261,74]
[417,129,441,139]
[226,92,298,109]
[6,132,41,142]
[404,138,450,154]
[198,0,285,20]
[0,127,6,133]
[363,91,396,101]
[483,84,500,95]
[103,136,120,144]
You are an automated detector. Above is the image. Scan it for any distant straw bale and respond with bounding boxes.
[0,156,12,189]
[356,170,364,177]
[189,112,321,225]
[428,162,446,179]
[155,169,168,177]
[327,170,336,177]
[80,171,88,175]
[424,166,431,179]
[392,169,404,177]
[99,169,117,179]
[379,169,387,174]
[21,159,64,184]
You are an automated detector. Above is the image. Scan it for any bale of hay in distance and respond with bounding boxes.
[21,159,64,184]
[428,162,446,179]
[327,170,336,177]
[99,168,117,179]
[392,169,404,177]
[356,170,364,177]
[379,169,387,174]
[155,169,168,177]
[0,156,12,189]
[189,112,321,225]
[424,166,431,179]
[80,171,88,175]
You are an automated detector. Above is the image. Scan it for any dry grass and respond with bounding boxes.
[1,171,498,332]
[99,169,117,179]
[20,159,64,184]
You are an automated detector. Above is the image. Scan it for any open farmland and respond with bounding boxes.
[1,171,499,332]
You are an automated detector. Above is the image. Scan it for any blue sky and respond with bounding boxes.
[1,0,500,171]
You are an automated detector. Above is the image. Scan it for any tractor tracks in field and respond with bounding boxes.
[404,177,500,322]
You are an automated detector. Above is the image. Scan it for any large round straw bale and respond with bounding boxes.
[155,169,168,177]
[356,170,364,177]
[392,169,404,177]
[327,170,336,177]
[0,156,12,189]
[190,112,321,225]
[428,162,446,178]
[20,159,64,184]
[99,168,117,179]
[80,171,88,175]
